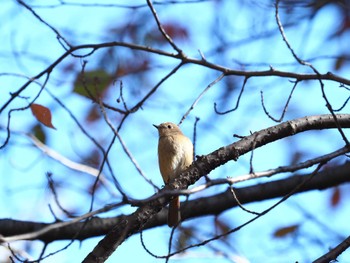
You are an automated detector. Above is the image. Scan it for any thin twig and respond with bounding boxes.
[46,172,73,217]
[46,89,122,197]
[179,73,225,125]
[275,0,307,66]
[99,101,159,191]
[140,230,163,259]
[2,41,350,116]
[128,62,184,118]
[25,133,117,196]
[156,162,325,259]
[115,80,129,112]
[229,187,260,215]
[334,95,350,112]
[261,80,298,122]
[214,76,248,115]
[0,72,50,149]
[17,0,71,49]
[128,145,349,206]
[146,0,183,55]
[275,0,350,145]
[193,117,200,161]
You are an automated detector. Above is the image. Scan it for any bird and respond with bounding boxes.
[153,122,194,227]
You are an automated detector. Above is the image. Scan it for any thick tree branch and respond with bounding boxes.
[1,160,350,241]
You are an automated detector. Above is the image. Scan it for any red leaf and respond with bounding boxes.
[30,104,56,130]
[163,23,189,40]
[86,105,101,123]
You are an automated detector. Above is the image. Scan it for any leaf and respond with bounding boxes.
[163,22,189,40]
[214,217,231,240]
[334,56,346,71]
[30,104,56,130]
[32,124,46,143]
[146,22,189,44]
[175,227,194,251]
[85,105,102,123]
[73,70,112,99]
[82,149,101,168]
[273,224,299,238]
[330,187,341,208]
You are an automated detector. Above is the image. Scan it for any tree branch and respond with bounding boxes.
[313,234,350,263]
[1,160,350,242]
[2,41,350,116]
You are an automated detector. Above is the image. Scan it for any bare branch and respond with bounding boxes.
[275,0,350,146]
[260,80,298,122]
[22,132,116,196]
[46,89,124,197]
[334,95,350,112]
[126,62,184,119]
[17,0,71,49]
[146,0,184,54]
[3,39,350,118]
[179,73,225,125]
[275,0,308,66]
[99,101,159,191]
[214,76,248,115]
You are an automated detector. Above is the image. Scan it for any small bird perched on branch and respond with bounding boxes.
[153,122,194,227]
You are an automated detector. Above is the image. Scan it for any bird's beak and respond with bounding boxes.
[153,124,159,129]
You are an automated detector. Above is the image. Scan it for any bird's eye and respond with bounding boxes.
[167,125,172,129]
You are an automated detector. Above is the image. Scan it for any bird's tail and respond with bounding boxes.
[168,196,181,227]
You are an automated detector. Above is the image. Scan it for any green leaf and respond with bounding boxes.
[32,124,46,144]
[73,70,112,99]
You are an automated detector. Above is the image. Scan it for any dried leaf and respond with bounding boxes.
[30,104,56,130]
[273,224,299,238]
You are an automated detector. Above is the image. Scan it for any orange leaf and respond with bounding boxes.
[331,187,341,208]
[30,103,56,130]
[273,224,299,238]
